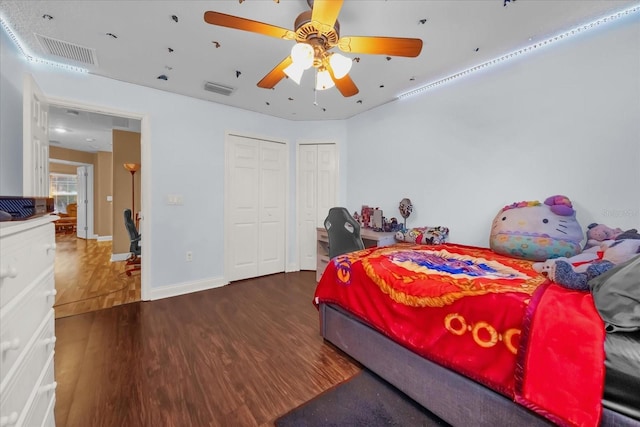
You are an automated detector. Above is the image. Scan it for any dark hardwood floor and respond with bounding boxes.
[54,271,361,427]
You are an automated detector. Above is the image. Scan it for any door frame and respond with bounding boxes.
[223,131,291,282]
[43,95,151,301]
[76,164,94,239]
[295,139,340,272]
[49,159,95,238]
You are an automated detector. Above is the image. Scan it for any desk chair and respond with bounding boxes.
[124,208,141,276]
[324,207,365,258]
[55,202,77,234]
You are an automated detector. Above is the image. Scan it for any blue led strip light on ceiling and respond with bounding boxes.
[0,16,88,74]
[398,4,640,100]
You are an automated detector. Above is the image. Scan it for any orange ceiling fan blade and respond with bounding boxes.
[311,0,344,28]
[204,11,295,40]
[338,36,423,57]
[326,64,359,97]
[257,56,294,89]
[333,74,359,97]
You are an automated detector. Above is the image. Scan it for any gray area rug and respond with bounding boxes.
[275,369,449,427]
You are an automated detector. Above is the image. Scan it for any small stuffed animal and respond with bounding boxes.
[536,239,640,290]
[551,260,615,291]
[585,223,640,249]
[533,242,612,274]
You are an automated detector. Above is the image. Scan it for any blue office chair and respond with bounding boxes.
[324,207,365,258]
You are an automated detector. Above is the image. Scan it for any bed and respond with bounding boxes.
[314,243,640,427]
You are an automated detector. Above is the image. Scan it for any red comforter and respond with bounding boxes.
[314,243,605,426]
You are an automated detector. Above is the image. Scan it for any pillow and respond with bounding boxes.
[395,226,449,245]
[489,195,583,261]
[590,254,640,333]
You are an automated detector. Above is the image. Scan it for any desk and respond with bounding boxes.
[316,227,397,282]
[54,216,76,234]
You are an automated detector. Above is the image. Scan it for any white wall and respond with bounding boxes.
[2,12,638,297]
[0,28,28,196]
[346,13,640,247]
[0,29,348,293]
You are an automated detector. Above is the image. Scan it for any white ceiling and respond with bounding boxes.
[48,106,141,153]
[1,0,638,128]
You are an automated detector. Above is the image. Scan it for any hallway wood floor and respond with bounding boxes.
[54,271,361,427]
[54,233,141,318]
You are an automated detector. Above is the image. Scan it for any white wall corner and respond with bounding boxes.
[286,263,299,273]
[148,276,228,301]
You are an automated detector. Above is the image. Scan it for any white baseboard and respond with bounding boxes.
[148,276,228,301]
[111,253,131,262]
[286,263,299,273]
[97,235,112,242]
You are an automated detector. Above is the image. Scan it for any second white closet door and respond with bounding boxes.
[226,134,286,281]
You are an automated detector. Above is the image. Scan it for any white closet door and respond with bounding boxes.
[316,144,337,225]
[226,134,286,282]
[258,141,286,276]
[297,143,337,271]
[227,136,260,281]
[298,145,318,271]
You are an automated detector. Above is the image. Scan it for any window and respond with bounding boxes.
[49,173,77,214]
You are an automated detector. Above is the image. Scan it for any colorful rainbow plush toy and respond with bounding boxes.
[489,195,584,261]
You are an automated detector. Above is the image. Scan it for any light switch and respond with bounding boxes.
[167,194,183,205]
[106,195,113,202]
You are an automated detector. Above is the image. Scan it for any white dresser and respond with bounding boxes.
[1,216,57,427]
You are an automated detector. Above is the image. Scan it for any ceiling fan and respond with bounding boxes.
[204,0,423,97]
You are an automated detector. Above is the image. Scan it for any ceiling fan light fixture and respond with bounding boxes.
[329,53,352,79]
[283,62,304,85]
[315,69,335,91]
[290,42,314,70]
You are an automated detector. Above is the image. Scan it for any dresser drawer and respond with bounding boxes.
[0,223,55,309]
[0,271,55,385]
[22,352,56,427]
[0,310,55,418]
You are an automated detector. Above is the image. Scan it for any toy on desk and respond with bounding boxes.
[399,198,413,230]
[396,226,449,245]
[372,208,383,230]
[383,217,402,232]
[360,205,374,228]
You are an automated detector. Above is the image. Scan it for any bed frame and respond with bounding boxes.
[319,303,640,427]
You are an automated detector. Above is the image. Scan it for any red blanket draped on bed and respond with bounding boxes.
[314,243,605,426]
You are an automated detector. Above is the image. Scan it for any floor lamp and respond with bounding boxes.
[123,163,140,225]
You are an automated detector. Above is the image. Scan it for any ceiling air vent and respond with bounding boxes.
[204,81,235,96]
[36,34,98,66]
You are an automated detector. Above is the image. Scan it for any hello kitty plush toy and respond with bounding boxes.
[489,195,584,261]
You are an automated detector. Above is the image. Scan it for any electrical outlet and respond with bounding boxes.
[186,251,193,262]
